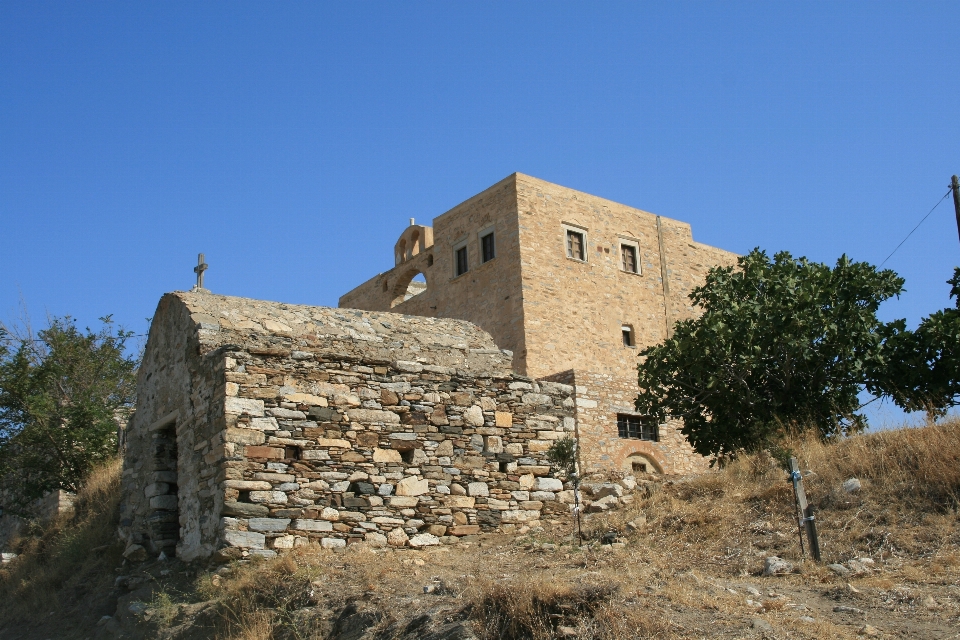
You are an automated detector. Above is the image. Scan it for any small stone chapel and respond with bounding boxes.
[120,291,576,561]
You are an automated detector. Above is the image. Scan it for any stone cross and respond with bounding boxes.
[193,253,208,291]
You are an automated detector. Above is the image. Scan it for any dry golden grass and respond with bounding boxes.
[0,458,124,629]
[3,419,960,639]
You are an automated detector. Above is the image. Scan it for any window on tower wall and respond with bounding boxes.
[480,230,495,263]
[454,244,469,277]
[619,238,641,274]
[566,229,586,261]
[617,414,659,442]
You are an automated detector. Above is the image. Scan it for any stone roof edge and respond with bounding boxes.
[158,291,512,367]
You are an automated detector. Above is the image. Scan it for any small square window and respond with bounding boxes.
[455,245,469,277]
[621,324,634,347]
[566,229,585,261]
[617,414,658,441]
[480,231,495,263]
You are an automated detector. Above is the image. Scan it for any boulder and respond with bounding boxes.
[762,556,794,576]
[593,483,624,500]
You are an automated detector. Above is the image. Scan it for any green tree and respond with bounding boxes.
[635,249,905,460]
[0,316,138,517]
[869,268,960,415]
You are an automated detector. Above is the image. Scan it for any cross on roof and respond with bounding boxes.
[193,253,208,292]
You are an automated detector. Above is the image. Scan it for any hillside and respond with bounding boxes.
[2,420,959,639]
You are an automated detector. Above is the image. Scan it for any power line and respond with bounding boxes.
[879,187,954,267]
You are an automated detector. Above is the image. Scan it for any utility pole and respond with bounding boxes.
[952,176,960,245]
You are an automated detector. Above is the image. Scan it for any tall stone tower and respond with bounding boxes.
[340,173,737,474]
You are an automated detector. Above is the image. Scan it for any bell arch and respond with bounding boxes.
[390,268,428,308]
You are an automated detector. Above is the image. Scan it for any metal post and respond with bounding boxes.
[952,175,960,245]
[788,457,821,562]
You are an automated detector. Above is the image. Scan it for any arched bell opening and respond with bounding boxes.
[408,230,421,260]
[390,269,428,308]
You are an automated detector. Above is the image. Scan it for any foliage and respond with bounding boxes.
[869,268,960,415]
[546,436,577,479]
[635,249,905,460]
[0,316,138,517]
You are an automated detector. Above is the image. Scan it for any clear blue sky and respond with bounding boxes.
[2,3,959,425]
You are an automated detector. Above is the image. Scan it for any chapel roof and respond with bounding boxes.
[153,291,513,375]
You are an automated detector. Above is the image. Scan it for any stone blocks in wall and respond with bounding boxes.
[212,350,576,555]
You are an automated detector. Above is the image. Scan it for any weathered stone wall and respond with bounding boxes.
[514,173,738,380]
[119,293,226,561]
[122,292,576,561]
[541,370,707,476]
[218,351,576,558]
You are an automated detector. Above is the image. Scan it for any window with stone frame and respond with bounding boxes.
[617,414,658,441]
[566,228,586,261]
[618,238,640,274]
[621,324,635,347]
[454,242,469,277]
[621,244,638,273]
[480,230,496,263]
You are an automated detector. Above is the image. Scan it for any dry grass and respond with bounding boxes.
[0,458,123,629]
[4,420,960,639]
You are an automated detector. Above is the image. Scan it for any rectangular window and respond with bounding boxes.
[566,229,585,261]
[621,244,638,273]
[455,245,469,276]
[617,414,658,441]
[621,325,634,347]
[480,231,495,263]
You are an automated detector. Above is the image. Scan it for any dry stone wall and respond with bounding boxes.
[218,352,576,558]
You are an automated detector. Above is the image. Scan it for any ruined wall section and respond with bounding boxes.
[339,175,530,374]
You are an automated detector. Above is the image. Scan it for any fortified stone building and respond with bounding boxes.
[340,173,737,475]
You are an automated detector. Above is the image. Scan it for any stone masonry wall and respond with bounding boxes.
[218,352,576,558]
[541,369,707,476]
[120,293,227,561]
[514,173,738,381]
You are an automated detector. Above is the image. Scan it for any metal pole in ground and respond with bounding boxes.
[788,457,822,562]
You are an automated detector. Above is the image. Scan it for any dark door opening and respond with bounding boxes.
[148,424,180,557]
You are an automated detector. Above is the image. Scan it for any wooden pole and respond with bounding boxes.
[952,175,960,245]
[788,458,821,562]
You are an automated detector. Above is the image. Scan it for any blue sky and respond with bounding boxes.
[2,2,959,425]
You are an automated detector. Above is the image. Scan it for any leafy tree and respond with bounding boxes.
[634,249,905,460]
[0,316,138,517]
[869,268,960,415]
